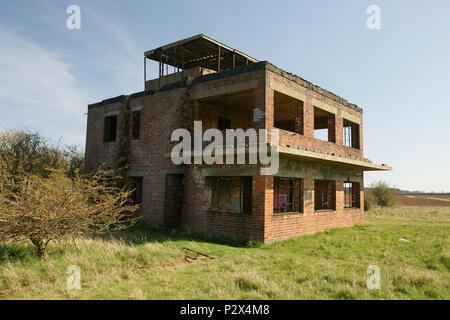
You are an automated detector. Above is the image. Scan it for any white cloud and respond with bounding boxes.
[0,28,88,145]
[85,7,143,94]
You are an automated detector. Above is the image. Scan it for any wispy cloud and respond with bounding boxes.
[0,28,88,145]
[85,5,143,94]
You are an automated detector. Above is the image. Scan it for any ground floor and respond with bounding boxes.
[131,158,364,243]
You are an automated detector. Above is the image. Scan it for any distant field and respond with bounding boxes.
[0,206,449,300]
[396,195,450,206]
[428,195,450,200]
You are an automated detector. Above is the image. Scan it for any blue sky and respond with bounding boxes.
[0,0,449,192]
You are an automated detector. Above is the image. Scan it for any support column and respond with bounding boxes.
[295,101,304,135]
[352,123,361,150]
[251,173,271,242]
[328,114,336,143]
[336,180,344,212]
[303,98,314,138]
[303,166,314,215]
[335,115,343,146]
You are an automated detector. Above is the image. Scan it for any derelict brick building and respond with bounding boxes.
[85,34,390,243]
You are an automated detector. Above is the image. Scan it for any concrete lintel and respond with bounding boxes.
[341,112,362,125]
[275,169,306,179]
[312,171,362,182]
[131,105,143,112]
[191,80,258,100]
[201,167,258,177]
[166,168,186,175]
[104,110,119,117]
[270,80,306,102]
[127,171,147,177]
[312,98,337,115]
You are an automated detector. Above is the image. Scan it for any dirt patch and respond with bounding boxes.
[396,195,450,207]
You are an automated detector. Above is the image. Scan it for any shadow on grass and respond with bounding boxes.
[0,240,69,264]
[97,223,257,249]
[0,242,31,262]
[0,224,263,263]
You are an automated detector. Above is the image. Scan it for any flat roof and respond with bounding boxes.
[144,34,258,71]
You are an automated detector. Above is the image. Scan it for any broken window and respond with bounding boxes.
[314,107,335,142]
[343,119,360,149]
[209,176,252,214]
[273,177,303,213]
[104,115,117,143]
[274,91,304,135]
[314,179,336,210]
[130,176,143,205]
[132,110,141,140]
[217,117,231,131]
[344,182,360,208]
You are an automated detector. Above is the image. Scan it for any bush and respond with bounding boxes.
[0,129,84,178]
[0,169,141,258]
[371,181,396,207]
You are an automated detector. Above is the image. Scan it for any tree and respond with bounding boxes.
[65,145,85,178]
[0,169,141,258]
[371,181,396,207]
[0,129,84,179]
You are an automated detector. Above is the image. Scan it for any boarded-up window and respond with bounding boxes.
[209,176,252,214]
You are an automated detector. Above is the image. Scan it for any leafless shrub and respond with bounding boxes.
[0,169,141,258]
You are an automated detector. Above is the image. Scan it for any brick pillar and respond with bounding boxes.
[295,101,304,135]
[359,116,364,154]
[352,123,360,150]
[352,182,360,208]
[294,179,302,212]
[336,180,344,211]
[303,166,314,215]
[328,114,336,143]
[303,98,314,139]
[335,115,343,146]
[251,173,271,242]
[253,80,273,144]
[253,87,267,131]
[328,180,336,209]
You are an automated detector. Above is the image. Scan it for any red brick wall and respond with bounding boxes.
[86,63,365,244]
[181,69,268,241]
[267,70,365,160]
[86,87,189,226]
[264,166,364,243]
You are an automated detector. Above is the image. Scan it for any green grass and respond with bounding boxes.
[1,206,449,300]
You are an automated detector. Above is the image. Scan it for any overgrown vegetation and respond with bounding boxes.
[0,169,140,258]
[0,206,448,300]
[0,129,141,259]
[365,181,397,210]
[116,97,131,181]
[0,129,84,178]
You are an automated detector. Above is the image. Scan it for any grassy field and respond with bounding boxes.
[0,206,449,300]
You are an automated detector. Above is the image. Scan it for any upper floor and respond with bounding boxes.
[86,35,390,172]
